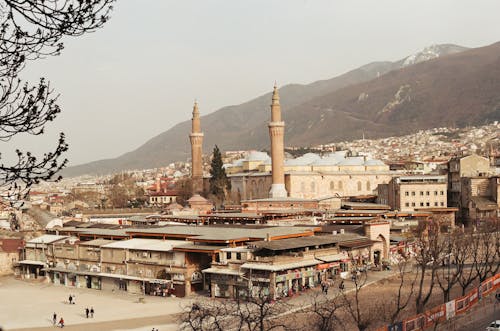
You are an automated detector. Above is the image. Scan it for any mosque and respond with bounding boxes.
[188,84,392,264]
[189,84,398,204]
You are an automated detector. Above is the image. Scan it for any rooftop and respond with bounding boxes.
[249,233,366,251]
[102,238,190,251]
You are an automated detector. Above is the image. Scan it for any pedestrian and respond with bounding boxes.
[71,294,76,304]
[339,280,344,291]
[85,307,89,319]
[58,317,64,328]
[52,312,57,325]
[68,295,73,305]
[325,285,328,295]
[90,307,94,318]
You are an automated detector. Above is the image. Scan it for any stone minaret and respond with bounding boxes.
[268,84,287,198]
[190,101,204,193]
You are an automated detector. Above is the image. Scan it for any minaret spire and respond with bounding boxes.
[268,83,287,198]
[190,100,204,194]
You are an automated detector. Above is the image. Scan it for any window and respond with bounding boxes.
[440,202,445,206]
[440,191,444,195]
[330,181,335,191]
[366,181,371,191]
[434,191,438,196]
[411,202,416,207]
[434,202,438,206]
[227,252,232,260]
[426,202,430,206]
[405,191,409,196]
[236,253,241,260]
[420,202,424,207]
[405,203,410,207]
[420,191,424,196]
[338,181,343,190]
[357,181,362,191]
[426,191,430,196]
[411,191,416,196]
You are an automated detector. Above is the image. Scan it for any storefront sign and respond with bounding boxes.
[172,273,185,281]
[317,262,340,270]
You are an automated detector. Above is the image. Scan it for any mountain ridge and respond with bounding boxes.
[62,42,500,177]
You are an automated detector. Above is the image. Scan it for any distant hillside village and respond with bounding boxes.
[0,86,498,312]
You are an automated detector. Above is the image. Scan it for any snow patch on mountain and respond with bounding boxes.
[401,44,467,67]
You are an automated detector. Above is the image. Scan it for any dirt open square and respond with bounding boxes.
[0,276,187,331]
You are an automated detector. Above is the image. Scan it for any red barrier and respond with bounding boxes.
[492,273,500,289]
[455,294,470,315]
[424,304,446,328]
[404,314,425,331]
[381,272,500,331]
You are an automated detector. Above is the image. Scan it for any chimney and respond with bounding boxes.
[340,229,345,234]
[332,231,337,235]
[266,233,270,241]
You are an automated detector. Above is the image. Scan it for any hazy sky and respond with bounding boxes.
[6,0,500,166]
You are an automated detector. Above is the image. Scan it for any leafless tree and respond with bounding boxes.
[234,291,290,331]
[455,230,478,296]
[180,301,233,331]
[0,0,114,204]
[385,255,418,324]
[413,219,446,314]
[338,265,375,331]
[307,292,345,331]
[471,220,500,282]
[180,290,291,331]
[436,230,463,303]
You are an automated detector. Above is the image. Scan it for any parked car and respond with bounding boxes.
[486,320,500,331]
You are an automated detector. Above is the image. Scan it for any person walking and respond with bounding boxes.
[85,307,89,318]
[90,307,94,318]
[52,312,57,325]
[68,295,73,305]
[58,317,64,328]
[339,280,345,291]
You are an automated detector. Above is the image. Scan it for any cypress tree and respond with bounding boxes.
[209,145,231,204]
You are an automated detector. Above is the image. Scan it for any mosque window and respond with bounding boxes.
[330,181,335,191]
[338,181,343,190]
[357,181,362,191]
[366,181,371,191]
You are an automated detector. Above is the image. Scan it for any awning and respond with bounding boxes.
[202,268,243,276]
[241,259,320,272]
[18,260,46,266]
[315,254,348,263]
[42,268,171,283]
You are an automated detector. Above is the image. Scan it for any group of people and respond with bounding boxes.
[85,307,95,318]
[52,313,64,328]
[51,295,96,328]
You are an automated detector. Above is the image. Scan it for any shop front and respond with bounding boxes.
[18,260,46,279]
[144,279,173,297]
[274,268,317,298]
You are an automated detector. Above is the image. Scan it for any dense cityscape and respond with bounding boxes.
[0,2,499,331]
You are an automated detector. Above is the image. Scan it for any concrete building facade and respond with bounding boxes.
[383,175,448,212]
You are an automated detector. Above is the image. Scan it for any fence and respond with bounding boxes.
[376,272,500,331]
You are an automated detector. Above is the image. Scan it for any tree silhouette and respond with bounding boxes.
[0,0,114,204]
[208,145,230,206]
